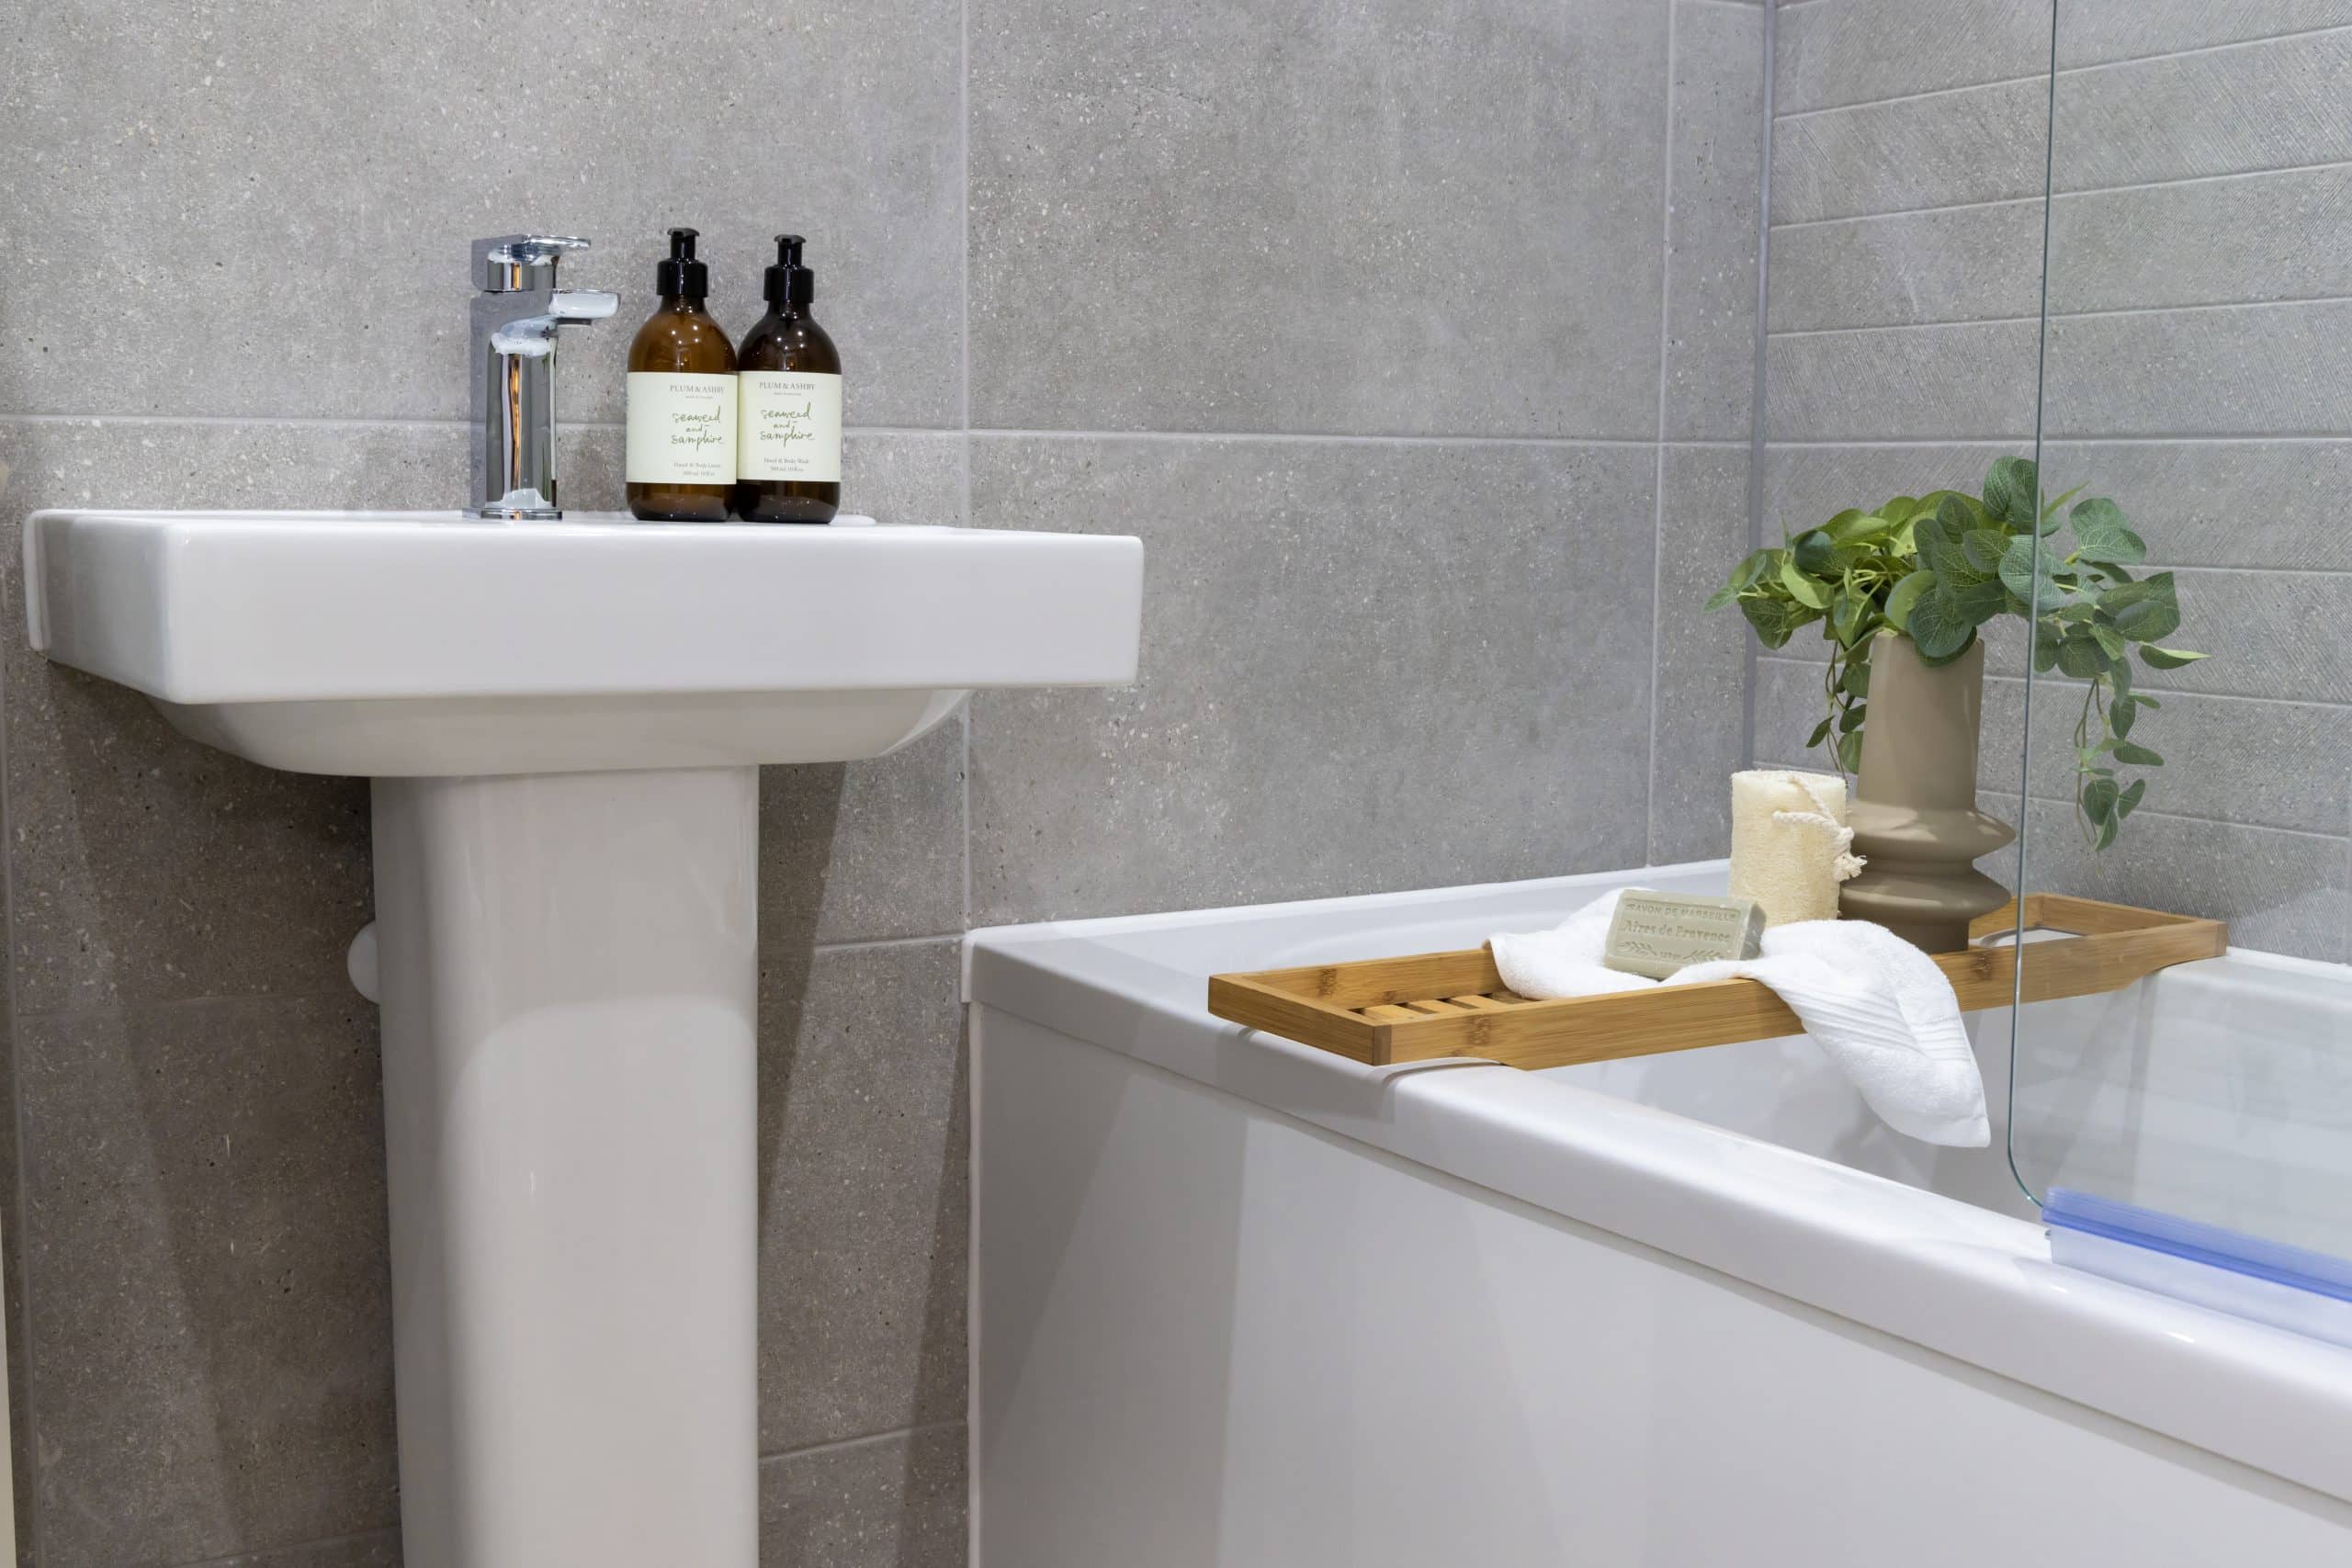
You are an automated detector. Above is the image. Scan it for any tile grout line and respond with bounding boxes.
[1775,21,2352,126]
[758,1416,965,1468]
[0,620,45,1563]
[1742,0,1777,778]
[1645,0,1681,863]
[1759,652,2352,700]
[1770,289,2352,342]
[959,0,976,941]
[1773,154,2352,234]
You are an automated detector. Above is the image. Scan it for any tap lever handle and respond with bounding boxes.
[474,234,594,291]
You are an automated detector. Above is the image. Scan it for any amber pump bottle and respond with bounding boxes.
[626,228,738,522]
[733,235,842,524]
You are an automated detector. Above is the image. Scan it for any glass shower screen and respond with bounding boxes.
[2006,6,2352,1261]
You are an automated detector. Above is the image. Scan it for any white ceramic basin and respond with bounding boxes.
[22,504,1143,1568]
[25,509,1143,773]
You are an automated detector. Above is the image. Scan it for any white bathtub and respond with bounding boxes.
[967,862,2352,1567]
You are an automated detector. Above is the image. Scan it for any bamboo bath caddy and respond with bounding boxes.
[1206,895,2226,1071]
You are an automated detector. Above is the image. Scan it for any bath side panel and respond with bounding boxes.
[972,1006,2352,1568]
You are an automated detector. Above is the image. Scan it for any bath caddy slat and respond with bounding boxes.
[1206,895,2226,1070]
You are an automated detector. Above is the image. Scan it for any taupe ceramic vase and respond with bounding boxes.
[1839,633,2017,953]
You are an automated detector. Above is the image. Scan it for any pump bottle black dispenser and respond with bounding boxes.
[733,235,842,524]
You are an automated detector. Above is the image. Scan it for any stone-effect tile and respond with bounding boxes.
[968,0,1670,436]
[759,943,966,1456]
[0,0,963,427]
[2053,29,2352,195]
[1768,201,2045,333]
[19,998,397,1567]
[1664,1,1765,441]
[1775,0,2050,117]
[1771,77,2049,226]
[1980,567,2352,705]
[1752,655,1838,775]
[1980,677,2350,838]
[760,1426,966,1568]
[761,719,967,951]
[206,1530,404,1567]
[967,437,1658,925]
[1766,320,2039,441]
[2039,440,2352,570]
[1986,793,2352,963]
[2042,300,2352,439]
[1760,441,2011,541]
[2048,166,2352,318]
[2056,0,2352,68]
[1650,446,1752,863]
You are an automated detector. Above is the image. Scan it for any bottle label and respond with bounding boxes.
[627,372,738,485]
[737,371,843,483]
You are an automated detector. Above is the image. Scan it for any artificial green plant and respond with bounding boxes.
[1705,457,2208,851]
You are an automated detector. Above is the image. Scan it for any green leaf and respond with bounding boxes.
[2111,697,2136,739]
[1806,716,1833,750]
[2102,572,2180,643]
[1831,589,1871,647]
[1836,729,1863,773]
[1878,496,1923,526]
[1907,587,1976,660]
[2038,482,2086,532]
[2112,742,2164,767]
[1792,529,1838,575]
[1778,556,1832,610]
[1982,456,2037,523]
[2056,632,2108,679]
[2032,620,2064,672]
[1945,573,2010,625]
[2141,645,2210,671]
[2069,497,2146,565]
[2084,776,2120,824]
[1823,509,1889,544]
[1839,656,1871,697]
[2096,813,2120,852]
[1998,535,2052,606]
[2117,779,2146,819]
[1884,569,1936,632]
[1961,527,2013,575]
[2090,622,2128,661]
[1740,596,1820,649]
[1838,702,1868,734]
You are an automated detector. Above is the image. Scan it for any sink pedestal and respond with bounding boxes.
[372,766,761,1567]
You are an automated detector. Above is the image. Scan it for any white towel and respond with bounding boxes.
[1492,889,1991,1147]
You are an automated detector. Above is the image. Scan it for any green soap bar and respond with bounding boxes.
[1602,891,1766,979]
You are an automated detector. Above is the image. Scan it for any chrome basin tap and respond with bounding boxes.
[469,234,619,519]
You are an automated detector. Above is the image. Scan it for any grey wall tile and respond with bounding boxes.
[1776,0,2050,117]
[1760,441,2011,537]
[2057,1,2352,68]
[1980,677,2350,836]
[1986,793,2352,962]
[2053,29,2352,194]
[1665,1,1765,440]
[2040,440,2352,570]
[968,0,1671,437]
[2048,166,2352,316]
[1768,201,2045,332]
[0,420,442,1014]
[1752,655,1839,773]
[1651,446,1753,863]
[1766,320,2039,440]
[760,1426,966,1568]
[208,1531,403,1568]
[19,998,396,1566]
[1771,78,2049,225]
[762,720,967,951]
[968,437,1657,925]
[0,0,963,428]
[2042,300,2352,438]
[1984,567,2352,704]
[759,942,965,1455]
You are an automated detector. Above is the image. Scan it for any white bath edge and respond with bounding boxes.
[966,861,2352,1508]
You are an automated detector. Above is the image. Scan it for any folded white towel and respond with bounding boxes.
[1491,889,1991,1147]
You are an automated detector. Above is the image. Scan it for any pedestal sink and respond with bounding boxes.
[25,509,1143,1567]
